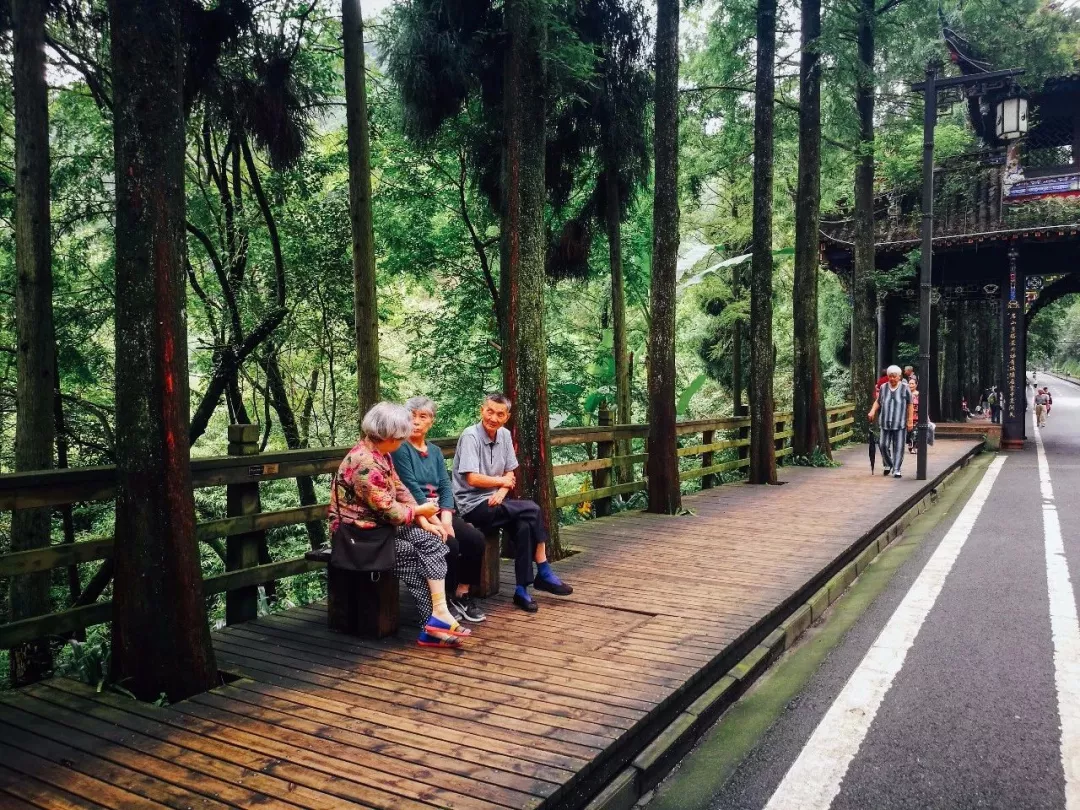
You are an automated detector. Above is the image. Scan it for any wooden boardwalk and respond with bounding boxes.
[0,440,980,810]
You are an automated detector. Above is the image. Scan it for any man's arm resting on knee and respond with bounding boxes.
[466,471,515,489]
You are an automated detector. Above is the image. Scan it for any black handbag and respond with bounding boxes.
[329,474,397,573]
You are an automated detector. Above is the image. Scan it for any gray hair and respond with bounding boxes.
[484,391,512,410]
[361,402,412,441]
[405,396,436,418]
[887,364,902,376]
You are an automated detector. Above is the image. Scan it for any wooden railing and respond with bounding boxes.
[0,404,854,650]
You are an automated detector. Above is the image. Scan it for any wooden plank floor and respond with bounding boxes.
[0,440,980,810]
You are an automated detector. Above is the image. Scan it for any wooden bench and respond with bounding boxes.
[305,528,500,638]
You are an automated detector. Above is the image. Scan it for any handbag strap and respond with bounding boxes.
[330,471,342,524]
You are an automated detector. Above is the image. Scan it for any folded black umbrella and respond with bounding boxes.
[869,428,893,475]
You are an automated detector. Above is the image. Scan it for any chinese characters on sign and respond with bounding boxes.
[1006,251,1019,420]
[1006,312,1018,418]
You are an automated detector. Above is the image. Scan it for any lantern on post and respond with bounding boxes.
[995,95,1028,140]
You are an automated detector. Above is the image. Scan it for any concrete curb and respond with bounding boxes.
[583,448,982,810]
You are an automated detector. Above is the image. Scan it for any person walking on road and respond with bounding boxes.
[868,365,915,479]
[1035,388,1049,427]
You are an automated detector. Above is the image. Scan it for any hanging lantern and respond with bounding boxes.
[995,96,1028,140]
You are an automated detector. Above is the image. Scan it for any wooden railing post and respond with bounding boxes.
[226,424,264,625]
[736,404,750,466]
[593,402,613,516]
[700,428,716,489]
[774,416,787,465]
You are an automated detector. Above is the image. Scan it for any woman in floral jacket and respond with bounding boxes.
[331,402,471,647]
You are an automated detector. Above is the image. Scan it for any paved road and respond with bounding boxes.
[701,375,1080,810]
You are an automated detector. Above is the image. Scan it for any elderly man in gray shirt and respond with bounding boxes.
[453,392,573,612]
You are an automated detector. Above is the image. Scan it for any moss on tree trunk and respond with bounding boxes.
[109,0,217,702]
[748,0,777,485]
[851,0,877,442]
[501,0,561,553]
[605,158,633,483]
[344,0,380,418]
[646,0,682,513]
[10,0,56,686]
[792,0,831,461]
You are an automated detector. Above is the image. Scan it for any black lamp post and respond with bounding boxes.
[910,64,1024,480]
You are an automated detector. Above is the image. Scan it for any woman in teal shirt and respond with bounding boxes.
[392,397,487,623]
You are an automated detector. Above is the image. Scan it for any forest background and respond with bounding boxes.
[2,0,1080,685]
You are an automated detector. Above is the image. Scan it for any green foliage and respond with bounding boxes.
[791,447,842,468]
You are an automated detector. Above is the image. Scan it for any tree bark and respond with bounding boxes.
[748,0,777,485]
[605,161,632,483]
[941,303,960,420]
[646,0,682,513]
[501,0,561,553]
[792,0,830,461]
[10,0,57,686]
[851,0,877,442]
[343,0,380,419]
[261,349,327,549]
[928,302,941,422]
[109,0,217,702]
[53,354,81,612]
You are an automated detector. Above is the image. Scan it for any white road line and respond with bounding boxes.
[1034,419,1080,809]
[764,455,1007,810]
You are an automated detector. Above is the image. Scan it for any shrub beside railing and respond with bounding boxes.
[0,403,854,650]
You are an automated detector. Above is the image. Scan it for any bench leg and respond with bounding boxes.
[327,567,400,638]
[474,530,501,598]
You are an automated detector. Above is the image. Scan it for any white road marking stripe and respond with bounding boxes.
[764,455,1007,810]
[1034,419,1080,809]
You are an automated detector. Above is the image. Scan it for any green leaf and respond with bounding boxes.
[677,373,708,416]
[583,392,605,414]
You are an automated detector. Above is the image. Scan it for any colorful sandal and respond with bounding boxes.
[417,631,462,648]
[424,616,472,639]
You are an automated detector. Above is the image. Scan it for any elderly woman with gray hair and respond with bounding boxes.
[330,401,471,647]
[868,365,915,479]
[392,397,488,623]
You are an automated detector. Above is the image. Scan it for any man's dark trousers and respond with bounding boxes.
[463,499,548,586]
[445,515,485,597]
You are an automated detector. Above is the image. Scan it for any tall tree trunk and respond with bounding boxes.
[501,0,561,553]
[261,349,327,549]
[928,302,941,422]
[851,0,877,441]
[604,159,632,483]
[748,0,777,484]
[978,300,993,398]
[343,0,379,418]
[792,0,830,460]
[9,0,56,686]
[941,303,960,420]
[646,0,681,513]
[53,354,81,611]
[109,0,217,702]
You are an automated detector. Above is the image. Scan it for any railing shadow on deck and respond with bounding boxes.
[0,404,854,653]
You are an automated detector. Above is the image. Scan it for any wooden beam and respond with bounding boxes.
[0,537,113,577]
[555,480,646,508]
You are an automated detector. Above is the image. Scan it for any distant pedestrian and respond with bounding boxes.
[989,387,1001,424]
[873,367,889,400]
[1046,387,1053,414]
[1035,388,1049,427]
[868,365,915,479]
[907,376,920,453]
